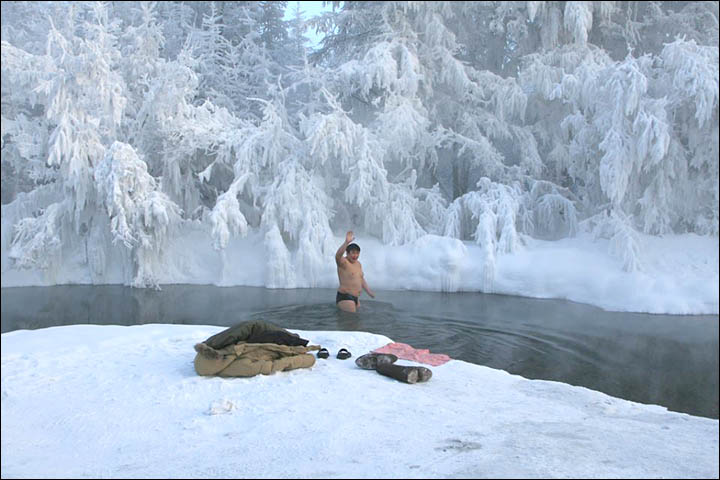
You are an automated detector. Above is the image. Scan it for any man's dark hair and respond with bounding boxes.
[346,243,360,253]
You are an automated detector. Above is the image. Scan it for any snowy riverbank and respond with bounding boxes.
[1,324,718,478]
[2,229,718,315]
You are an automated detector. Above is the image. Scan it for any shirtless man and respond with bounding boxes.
[335,231,375,312]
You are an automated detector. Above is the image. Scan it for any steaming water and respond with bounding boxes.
[2,285,717,419]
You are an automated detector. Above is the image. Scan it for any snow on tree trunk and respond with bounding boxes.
[95,141,181,287]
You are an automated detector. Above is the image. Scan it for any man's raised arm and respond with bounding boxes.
[335,231,354,265]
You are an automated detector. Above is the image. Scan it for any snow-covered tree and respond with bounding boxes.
[3,2,128,278]
[2,2,262,286]
[287,1,311,61]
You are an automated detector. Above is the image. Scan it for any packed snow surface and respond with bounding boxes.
[1,325,718,478]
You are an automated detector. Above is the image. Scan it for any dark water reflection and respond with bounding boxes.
[2,285,718,419]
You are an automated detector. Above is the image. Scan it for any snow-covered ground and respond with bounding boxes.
[1,324,717,478]
[2,230,718,315]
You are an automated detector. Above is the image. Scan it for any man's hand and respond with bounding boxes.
[362,278,375,299]
[337,230,355,265]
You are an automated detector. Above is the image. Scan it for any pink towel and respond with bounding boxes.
[372,342,451,366]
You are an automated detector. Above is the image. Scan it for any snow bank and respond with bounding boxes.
[2,228,717,315]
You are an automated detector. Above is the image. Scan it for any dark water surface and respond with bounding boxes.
[2,285,718,419]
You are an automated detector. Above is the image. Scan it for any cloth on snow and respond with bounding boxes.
[194,321,320,377]
[372,342,451,366]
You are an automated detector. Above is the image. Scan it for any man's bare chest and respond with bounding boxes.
[340,264,362,278]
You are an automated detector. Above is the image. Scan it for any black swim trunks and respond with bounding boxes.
[336,291,359,305]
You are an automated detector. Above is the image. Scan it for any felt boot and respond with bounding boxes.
[355,353,399,370]
[376,362,432,384]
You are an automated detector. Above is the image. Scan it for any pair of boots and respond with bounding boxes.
[355,353,432,384]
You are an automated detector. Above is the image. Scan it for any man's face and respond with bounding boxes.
[347,250,360,263]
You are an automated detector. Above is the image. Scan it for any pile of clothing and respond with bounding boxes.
[193,321,320,377]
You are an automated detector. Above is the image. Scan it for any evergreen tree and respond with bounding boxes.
[287,1,310,62]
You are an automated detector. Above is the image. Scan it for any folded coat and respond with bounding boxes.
[194,321,320,377]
